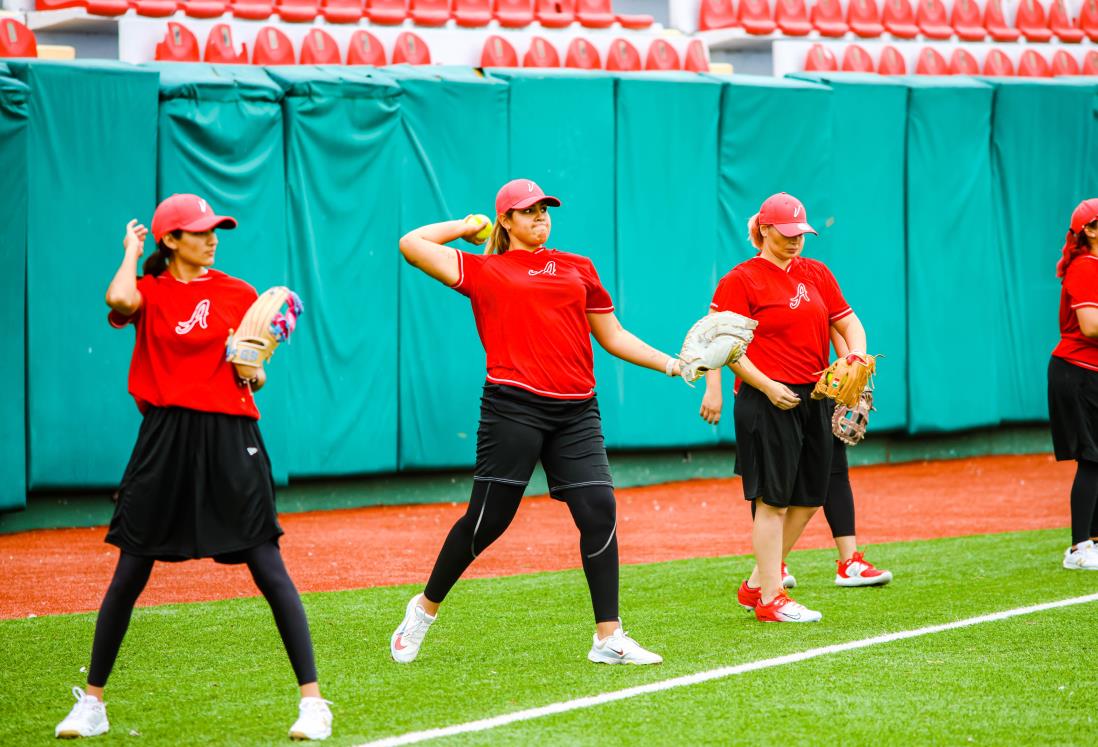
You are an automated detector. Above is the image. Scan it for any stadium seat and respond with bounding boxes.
[1081,0,1098,40]
[481,34,519,65]
[392,30,430,63]
[699,0,737,29]
[184,0,229,18]
[0,18,37,58]
[882,0,918,38]
[738,0,776,34]
[1084,49,1098,74]
[523,36,560,66]
[877,44,905,73]
[915,0,952,37]
[841,43,874,70]
[984,0,1020,39]
[949,0,985,39]
[366,0,408,23]
[982,47,1014,75]
[1052,49,1080,74]
[495,0,534,25]
[154,21,199,60]
[776,0,812,34]
[454,0,492,25]
[277,0,319,21]
[135,0,181,18]
[564,36,600,67]
[915,45,947,73]
[847,0,884,37]
[232,0,274,19]
[252,26,295,64]
[300,27,339,62]
[810,0,848,36]
[204,23,247,62]
[575,0,614,25]
[618,11,654,27]
[684,39,709,71]
[645,38,680,69]
[346,29,385,64]
[86,0,130,15]
[948,47,979,74]
[803,42,837,70]
[1048,0,1085,41]
[536,0,575,27]
[409,0,448,23]
[605,37,640,70]
[322,0,363,21]
[1014,0,1053,40]
[1017,48,1050,76]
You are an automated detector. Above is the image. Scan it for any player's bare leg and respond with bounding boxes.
[748,500,786,603]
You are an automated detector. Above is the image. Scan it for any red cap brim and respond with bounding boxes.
[178,215,238,235]
[508,195,562,212]
[772,222,817,237]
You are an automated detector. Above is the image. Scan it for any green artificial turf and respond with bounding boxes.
[1,529,1094,746]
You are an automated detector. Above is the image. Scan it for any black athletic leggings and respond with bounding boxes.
[87,541,317,687]
[423,480,619,622]
[1071,458,1098,545]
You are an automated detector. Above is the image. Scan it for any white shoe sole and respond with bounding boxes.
[290,728,331,741]
[587,650,663,665]
[55,724,109,739]
[835,570,893,587]
[1063,559,1098,570]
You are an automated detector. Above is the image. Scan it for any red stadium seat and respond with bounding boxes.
[34,0,83,10]
[1081,0,1098,40]
[738,0,776,34]
[523,36,560,66]
[564,37,600,68]
[984,0,1020,39]
[409,0,449,24]
[536,0,575,27]
[803,42,837,71]
[882,0,918,38]
[617,9,654,27]
[300,28,339,62]
[982,47,1014,75]
[684,39,709,71]
[252,25,295,64]
[1017,48,1050,76]
[321,0,363,21]
[277,0,319,20]
[877,44,905,73]
[948,47,979,74]
[915,0,952,37]
[1052,49,1080,74]
[183,0,228,18]
[1084,50,1098,74]
[365,0,407,23]
[204,23,247,62]
[346,29,386,64]
[135,0,181,18]
[605,37,640,70]
[481,34,519,65]
[847,0,884,37]
[1014,0,1053,40]
[232,0,274,19]
[155,21,200,60]
[392,31,430,63]
[699,0,737,29]
[495,0,534,25]
[453,0,492,25]
[86,0,130,15]
[645,38,681,69]
[775,0,812,34]
[810,0,848,36]
[1048,0,1085,41]
[0,18,37,58]
[949,0,985,39]
[576,0,614,26]
[915,46,947,73]
[841,43,874,70]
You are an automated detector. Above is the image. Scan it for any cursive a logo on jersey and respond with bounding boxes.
[175,299,211,334]
[528,261,558,277]
[788,283,810,310]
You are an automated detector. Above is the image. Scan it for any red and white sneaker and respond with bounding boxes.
[754,591,822,623]
[835,551,893,587]
[781,563,796,589]
[737,580,761,610]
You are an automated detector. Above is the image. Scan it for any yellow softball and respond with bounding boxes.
[465,214,493,242]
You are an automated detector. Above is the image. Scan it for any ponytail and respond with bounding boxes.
[747,212,764,251]
[1057,227,1090,280]
[485,212,512,255]
[142,231,181,277]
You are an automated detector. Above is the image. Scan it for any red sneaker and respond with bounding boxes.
[737,580,761,610]
[754,591,822,623]
[835,551,893,587]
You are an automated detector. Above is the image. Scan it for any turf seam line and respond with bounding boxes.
[356,592,1098,747]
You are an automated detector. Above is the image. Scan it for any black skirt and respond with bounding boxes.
[1048,356,1098,463]
[105,406,283,564]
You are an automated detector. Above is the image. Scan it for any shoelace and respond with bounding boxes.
[300,698,333,715]
[67,687,101,717]
[402,616,431,645]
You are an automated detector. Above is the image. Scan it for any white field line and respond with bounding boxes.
[357,592,1098,747]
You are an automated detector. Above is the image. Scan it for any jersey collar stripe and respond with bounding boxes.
[485,375,594,399]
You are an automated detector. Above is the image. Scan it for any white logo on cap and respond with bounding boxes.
[529,261,557,277]
[527,182,535,192]
[789,283,810,310]
[793,205,801,218]
[198,199,208,214]
[176,299,210,335]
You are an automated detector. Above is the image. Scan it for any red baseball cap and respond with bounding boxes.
[1070,198,1098,234]
[758,192,817,237]
[495,179,561,215]
[151,193,238,243]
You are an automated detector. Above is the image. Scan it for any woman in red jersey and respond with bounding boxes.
[701,192,867,623]
[390,178,687,666]
[54,194,331,742]
[1049,198,1098,572]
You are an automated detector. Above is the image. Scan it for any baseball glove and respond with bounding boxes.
[832,389,874,446]
[811,354,876,409]
[677,311,758,385]
[226,286,304,370]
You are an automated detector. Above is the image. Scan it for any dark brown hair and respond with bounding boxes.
[142,230,182,277]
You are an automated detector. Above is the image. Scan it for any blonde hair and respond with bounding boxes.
[747,212,764,251]
[485,211,512,255]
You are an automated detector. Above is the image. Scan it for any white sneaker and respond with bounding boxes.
[390,593,436,663]
[1063,540,1098,570]
[289,697,332,741]
[55,687,109,739]
[587,626,663,665]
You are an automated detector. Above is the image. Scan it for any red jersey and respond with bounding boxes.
[710,255,852,386]
[1053,254,1098,371]
[108,269,261,418]
[451,247,613,399]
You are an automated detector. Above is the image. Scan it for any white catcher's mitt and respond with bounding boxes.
[677,311,758,385]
